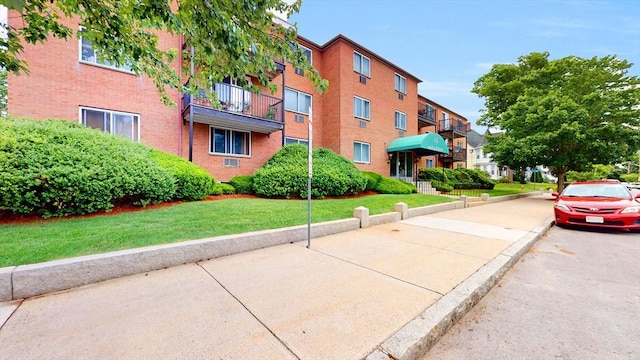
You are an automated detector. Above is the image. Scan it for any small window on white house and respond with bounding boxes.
[394,111,407,130]
[80,107,139,141]
[353,51,371,77]
[353,141,370,163]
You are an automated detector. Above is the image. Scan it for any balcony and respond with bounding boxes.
[182,82,284,134]
[438,120,470,137]
[440,147,467,162]
[418,102,437,128]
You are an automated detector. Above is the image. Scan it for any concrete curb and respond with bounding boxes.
[1,200,467,301]
[366,215,554,360]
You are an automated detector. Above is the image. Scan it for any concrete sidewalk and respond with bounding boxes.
[0,194,555,360]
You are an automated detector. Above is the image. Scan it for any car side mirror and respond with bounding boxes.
[552,192,559,198]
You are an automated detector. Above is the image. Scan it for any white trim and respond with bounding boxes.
[394,73,407,94]
[353,141,371,164]
[208,126,252,157]
[284,87,312,115]
[78,29,135,75]
[353,95,371,120]
[79,106,140,142]
[394,110,407,130]
[353,51,371,77]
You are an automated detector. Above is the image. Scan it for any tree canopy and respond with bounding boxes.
[1,0,328,104]
[472,52,640,191]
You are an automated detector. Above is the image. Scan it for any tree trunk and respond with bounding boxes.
[556,168,568,193]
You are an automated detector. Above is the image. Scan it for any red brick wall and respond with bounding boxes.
[7,15,183,156]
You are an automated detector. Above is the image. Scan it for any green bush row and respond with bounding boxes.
[418,167,496,191]
[362,171,416,194]
[0,117,215,217]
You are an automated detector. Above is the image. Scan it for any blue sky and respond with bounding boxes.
[289,0,640,133]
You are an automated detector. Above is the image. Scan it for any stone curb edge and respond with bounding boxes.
[365,214,554,360]
[4,192,548,301]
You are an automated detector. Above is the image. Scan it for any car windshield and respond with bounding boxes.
[562,184,631,198]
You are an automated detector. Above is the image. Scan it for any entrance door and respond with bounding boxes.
[390,151,413,182]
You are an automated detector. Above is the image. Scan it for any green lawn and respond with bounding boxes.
[0,194,454,267]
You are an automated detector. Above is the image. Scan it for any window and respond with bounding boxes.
[442,112,450,128]
[285,137,309,146]
[80,107,139,141]
[353,141,370,163]
[457,163,463,169]
[294,45,312,75]
[210,128,250,156]
[284,88,312,114]
[394,73,407,94]
[354,96,371,120]
[457,141,463,150]
[426,159,434,168]
[353,51,370,77]
[79,35,132,72]
[394,111,407,130]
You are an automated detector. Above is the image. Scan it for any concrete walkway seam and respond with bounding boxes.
[366,215,554,360]
[1,200,472,301]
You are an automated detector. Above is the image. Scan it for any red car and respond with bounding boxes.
[553,180,640,232]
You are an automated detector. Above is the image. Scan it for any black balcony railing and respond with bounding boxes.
[418,102,437,126]
[441,147,467,162]
[182,82,283,123]
[439,120,470,133]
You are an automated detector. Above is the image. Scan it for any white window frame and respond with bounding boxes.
[78,29,133,73]
[394,111,407,130]
[284,88,312,115]
[79,107,140,142]
[294,45,312,74]
[426,158,434,168]
[353,141,371,164]
[394,73,407,94]
[353,51,371,77]
[209,127,251,157]
[354,96,371,120]
[284,137,309,146]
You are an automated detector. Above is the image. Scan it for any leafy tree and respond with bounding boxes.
[0,67,6,115]
[473,52,640,192]
[1,0,328,104]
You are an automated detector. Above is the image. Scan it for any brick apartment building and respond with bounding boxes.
[7,14,469,182]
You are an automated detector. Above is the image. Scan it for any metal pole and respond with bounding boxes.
[188,45,194,162]
[307,105,313,249]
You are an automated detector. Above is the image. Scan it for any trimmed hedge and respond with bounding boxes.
[228,175,254,194]
[253,145,367,198]
[362,171,383,191]
[211,182,235,195]
[150,150,216,201]
[374,177,417,194]
[418,167,496,190]
[621,173,639,183]
[0,117,177,217]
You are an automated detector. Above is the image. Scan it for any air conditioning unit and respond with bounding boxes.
[398,93,404,100]
[294,114,304,123]
[359,120,367,128]
[398,130,405,137]
[223,158,239,168]
[294,67,304,76]
[359,75,367,84]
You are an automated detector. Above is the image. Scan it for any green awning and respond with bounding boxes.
[387,132,449,156]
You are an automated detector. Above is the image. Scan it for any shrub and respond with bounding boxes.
[374,177,417,194]
[431,180,453,193]
[150,150,215,201]
[228,175,254,194]
[212,182,235,195]
[498,176,512,183]
[253,144,367,198]
[362,171,383,191]
[0,117,176,217]
[620,173,639,183]
[418,167,446,182]
[418,167,495,190]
